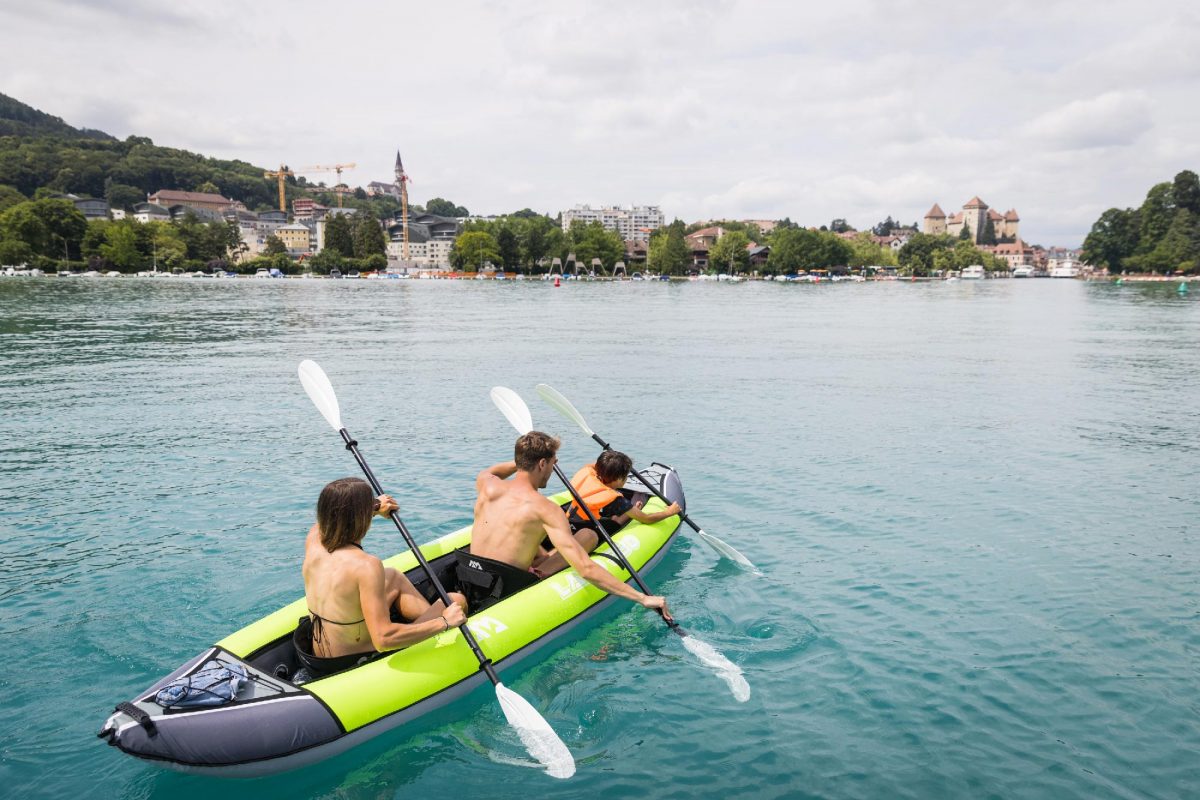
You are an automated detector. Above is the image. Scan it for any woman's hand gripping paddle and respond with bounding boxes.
[298,361,575,778]
[535,383,761,575]
[490,386,749,702]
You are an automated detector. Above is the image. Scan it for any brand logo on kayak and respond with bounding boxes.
[552,573,586,600]
[613,535,640,559]
[467,616,508,640]
[468,560,482,570]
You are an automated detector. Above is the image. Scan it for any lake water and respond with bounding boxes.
[1,277,1197,799]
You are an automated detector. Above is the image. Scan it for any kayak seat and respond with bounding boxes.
[454,549,539,612]
[291,617,381,682]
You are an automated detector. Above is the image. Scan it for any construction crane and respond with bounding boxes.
[294,163,357,207]
[263,164,294,212]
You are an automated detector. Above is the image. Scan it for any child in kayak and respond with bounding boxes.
[562,450,683,540]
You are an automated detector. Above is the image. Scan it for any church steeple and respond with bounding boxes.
[394,151,405,183]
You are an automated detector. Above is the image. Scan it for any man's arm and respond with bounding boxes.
[541,500,672,619]
[358,560,460,652]
[475,461,518,492]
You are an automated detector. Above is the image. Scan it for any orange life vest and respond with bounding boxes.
[568,464,620,521]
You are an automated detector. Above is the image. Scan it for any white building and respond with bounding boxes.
[561,205,664,241]
[387,238,454,268]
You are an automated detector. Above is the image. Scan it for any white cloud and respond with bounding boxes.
[1,0,1198,246]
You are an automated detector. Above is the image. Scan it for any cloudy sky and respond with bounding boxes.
[2,0,1198,246]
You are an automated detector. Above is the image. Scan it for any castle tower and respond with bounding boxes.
[962,196,988,243]
[1003,209,1020,240]
[923,203,946,235]
[395,151,410,261]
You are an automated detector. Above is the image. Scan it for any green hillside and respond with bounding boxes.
[0,93,398,216]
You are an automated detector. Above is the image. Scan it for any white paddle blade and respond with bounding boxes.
[696,529,763,576]
[535,383,594,437]
[490,386,533,435]
[680,635,751,703]
[495,683,576,779]
[298,360,343,431]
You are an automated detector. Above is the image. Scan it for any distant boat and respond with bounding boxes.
[1012,265,1034,278]
[1049,264,1079,278]
[960,265,985,280]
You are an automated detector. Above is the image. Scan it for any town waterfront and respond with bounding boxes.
[1,278,1197,799]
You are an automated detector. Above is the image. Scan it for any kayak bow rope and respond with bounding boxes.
[490,386,750,703]
[298,361,575,779]
[535,383,761,575]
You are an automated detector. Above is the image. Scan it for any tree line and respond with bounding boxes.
[1082,170,1200,274]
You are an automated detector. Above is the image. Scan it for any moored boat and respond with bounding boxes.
[97,466,686,777]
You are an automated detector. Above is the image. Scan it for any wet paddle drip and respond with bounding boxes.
[497,684,576,778]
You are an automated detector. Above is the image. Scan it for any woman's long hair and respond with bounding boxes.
[316,477,375,552]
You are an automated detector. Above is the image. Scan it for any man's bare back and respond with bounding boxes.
[469,438,672,619]
[471,461,555,569]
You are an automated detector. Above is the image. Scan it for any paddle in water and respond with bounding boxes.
[535,383,761,575]
[298,361,575,778]
[490,386,750,703]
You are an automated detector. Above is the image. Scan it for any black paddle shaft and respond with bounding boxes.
[338,428,500,684]
[591,434,703,536]
[552,463,682,633]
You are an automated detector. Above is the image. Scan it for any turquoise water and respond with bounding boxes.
[1,278,1197,799]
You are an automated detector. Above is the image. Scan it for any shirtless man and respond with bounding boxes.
[458,431,671,618]
[302,477,467,675]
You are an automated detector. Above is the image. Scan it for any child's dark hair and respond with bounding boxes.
[595,450,632,483]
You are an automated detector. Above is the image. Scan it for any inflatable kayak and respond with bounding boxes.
[97,464,685,777]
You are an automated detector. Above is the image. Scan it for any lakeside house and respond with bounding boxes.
[147,189,234,215]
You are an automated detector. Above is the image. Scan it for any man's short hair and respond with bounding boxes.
[316,477,375,552]
[595,450,632,483]
[515,431,560,471]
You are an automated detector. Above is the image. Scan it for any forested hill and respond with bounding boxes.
[0,93,114,140]
[0,93,387,214]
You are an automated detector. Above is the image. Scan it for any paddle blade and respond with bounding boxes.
[535,383,594,437]
[696,529,763,576]
[679,634,751,703]
[495,682,576,778]
[298,360,342,431]
[490,386,533,435]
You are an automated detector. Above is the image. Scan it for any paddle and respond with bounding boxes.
[297,361,575,779]
[535,383,761,575]
[490,386,750,702]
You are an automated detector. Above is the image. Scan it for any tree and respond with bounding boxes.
[1173,169,1200,216]
[323,213,354,257]
[451,230,499,270]
[958,225,971,241]
[981,217,997,245]
[0,197,87,258]
[0,237,33,265]
[496,225,520,270]
[99,221,142,270]
[0,184,25,213]
[1137,182,1175,253]
[872,215,897,236]
[829,218,853,234]
[567,221,624,272]
[353,187,368,200]
[196,180,220,195]
[708,230,751,273]
[647,220,689,275]
[263,234,287,256]
[1081,207,1140,272]
[898,233,954,276]
[1130,209,1200,273]
[351,213,387,259]
[847,232,897,268]
[105,182,143,211]
[425,197,469,217]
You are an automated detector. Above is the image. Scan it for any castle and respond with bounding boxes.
[923,197,1019,243]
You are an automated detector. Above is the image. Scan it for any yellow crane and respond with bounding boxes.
[263,164,294,212]
[294,163,358,207]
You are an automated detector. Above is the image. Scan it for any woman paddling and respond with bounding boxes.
[299,477,467,678]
